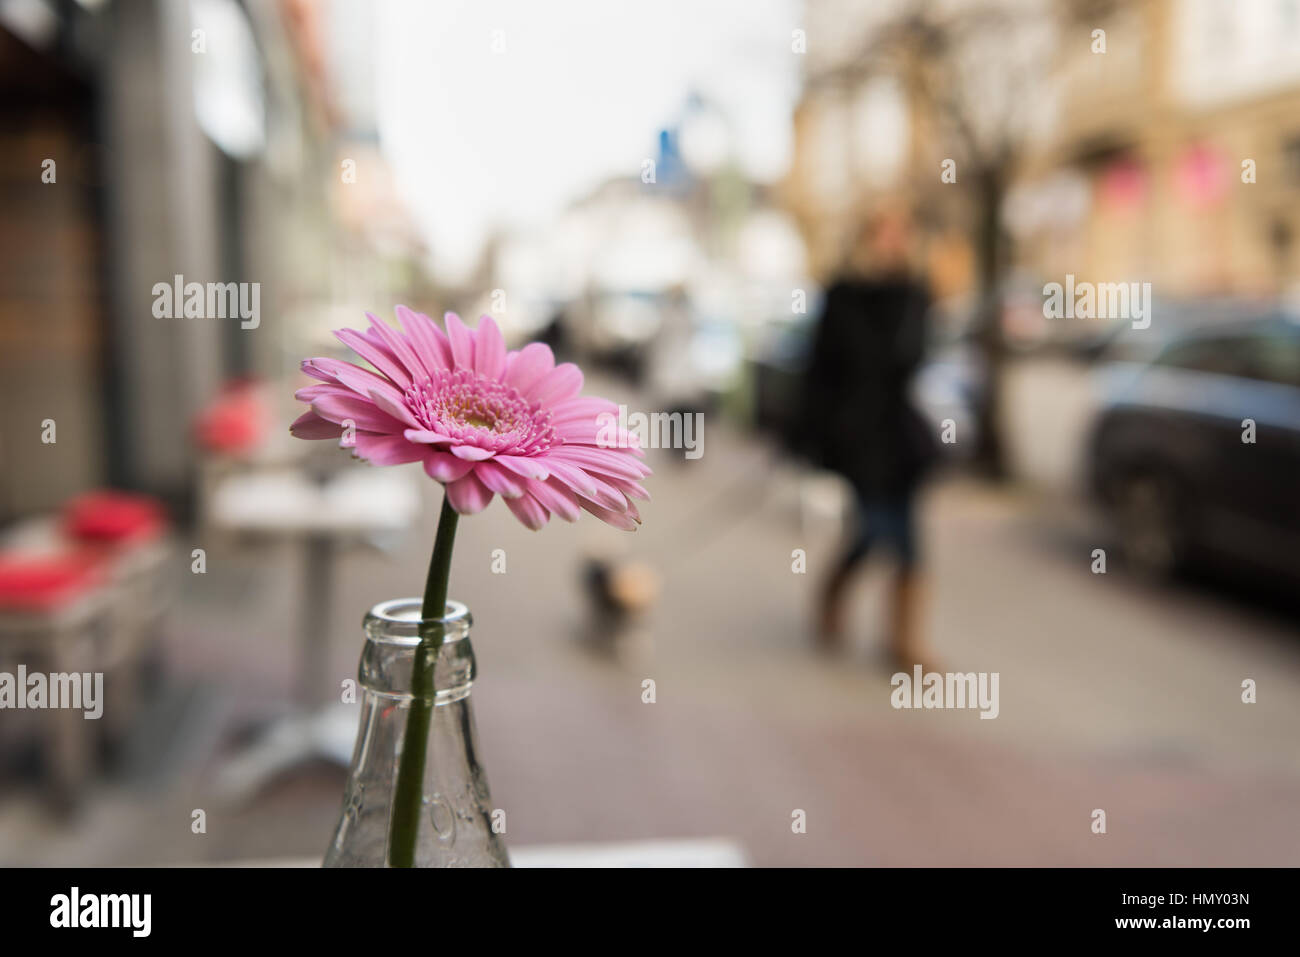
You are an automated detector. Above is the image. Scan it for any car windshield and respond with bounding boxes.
[1155,322,1300,387]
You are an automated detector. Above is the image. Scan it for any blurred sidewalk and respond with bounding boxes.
[3,415,1299,866]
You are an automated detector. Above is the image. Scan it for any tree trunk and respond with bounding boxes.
[971,168,1007,479]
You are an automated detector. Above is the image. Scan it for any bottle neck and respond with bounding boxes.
[359,598,477,704]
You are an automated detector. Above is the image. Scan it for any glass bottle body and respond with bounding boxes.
[324,598,509,868]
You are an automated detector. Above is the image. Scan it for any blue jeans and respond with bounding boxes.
[839,492,919,571]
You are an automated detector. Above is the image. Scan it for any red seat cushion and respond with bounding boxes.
[63,491,166,544]
[195,380,270,455]
[0,552,105,613]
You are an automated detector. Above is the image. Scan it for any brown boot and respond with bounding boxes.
[815,565,853,652]
[887,570,941,672]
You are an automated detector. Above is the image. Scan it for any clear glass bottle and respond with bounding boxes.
[324,598,510,867]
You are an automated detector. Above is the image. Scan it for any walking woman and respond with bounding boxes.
[802,207,940,669]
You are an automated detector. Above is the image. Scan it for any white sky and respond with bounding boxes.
[371,0,801,281]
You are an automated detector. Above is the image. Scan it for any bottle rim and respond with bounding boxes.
[364,597,472,644]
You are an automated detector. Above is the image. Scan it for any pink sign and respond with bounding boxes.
[1099,157,1147,211]
[1176,143,1227,209]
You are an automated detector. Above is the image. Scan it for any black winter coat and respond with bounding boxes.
[799,275,936,498]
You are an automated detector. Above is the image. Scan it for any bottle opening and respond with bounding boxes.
[364,598,472,645]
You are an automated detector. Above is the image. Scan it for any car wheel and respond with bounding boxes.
[1113,473,1184,578]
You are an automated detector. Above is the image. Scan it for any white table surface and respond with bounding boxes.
[208,467,420,535]
[216,838,749,868]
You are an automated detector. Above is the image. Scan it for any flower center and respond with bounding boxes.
[404,369,559,454]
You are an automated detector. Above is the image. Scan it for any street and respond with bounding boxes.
[3,417,1297,867]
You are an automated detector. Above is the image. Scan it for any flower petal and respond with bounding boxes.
[294,384,343,402]
[528,477,581,522]
[335,328,411,390]
[578,497,639,531]
[474,314,507,380]
[444,312,475,370]
[311,392,407,433]
[544,461,625,510]
[301,358,340,383]
[504,492,549,530]
[367,388,420,429]
[526,362,583,405]
[549,445,652,480]
[289,410,344,440]
[538,460,598,498]
[550,396,620,421]
[396,305,453,372]
[305,357,396,399]
[491,454,549,481]
[424,451,476,483]
[353,432,426,466]
[504,342,554,395]
[445,471,494,514]
[450,444,494,461]
[404,428,455,445]
[367,311,429,382]
[606,475,651,501]
[557,419,638,448]
[473,460,525,498]
[579,472,629,511]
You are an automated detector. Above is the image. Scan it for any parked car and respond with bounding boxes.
[1086,314,1300,583]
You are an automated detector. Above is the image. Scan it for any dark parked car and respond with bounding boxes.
[1087,314,1300,583]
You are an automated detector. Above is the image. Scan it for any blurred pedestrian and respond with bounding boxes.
[801,207,939,668]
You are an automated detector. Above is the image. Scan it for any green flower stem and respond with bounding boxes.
[388,494,460,868]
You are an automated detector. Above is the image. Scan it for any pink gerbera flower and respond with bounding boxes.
[290,308,650,530]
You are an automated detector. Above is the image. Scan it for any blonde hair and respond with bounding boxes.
[844,203,915,275]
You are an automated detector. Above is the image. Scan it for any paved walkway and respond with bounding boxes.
[3,420,1298,866]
